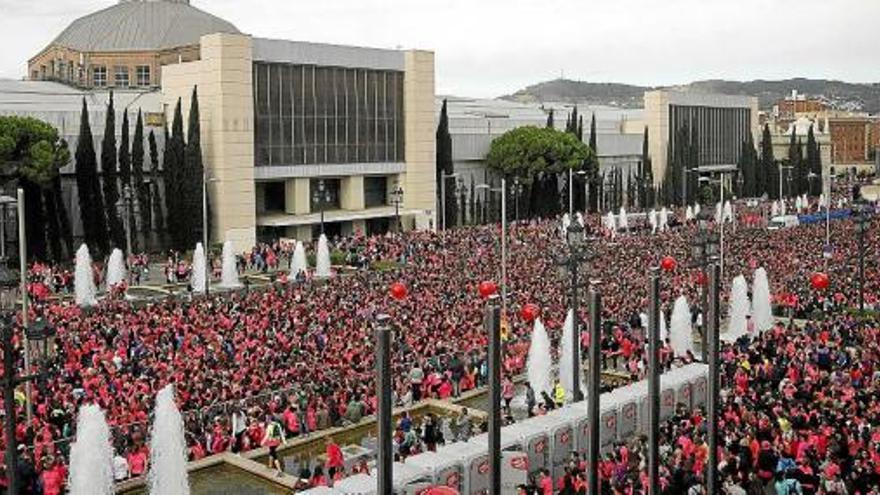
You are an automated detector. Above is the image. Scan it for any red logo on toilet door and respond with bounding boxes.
[663,392,674,406]
[623,404,635,419]
[445,471,460,487]
[478,461,490,475]
[605,415,616,430]
[510,456,529,471]
[534,439,547,453]
[560,431,570,445]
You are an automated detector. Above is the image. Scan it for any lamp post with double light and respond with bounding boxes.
[312,179,332,236]
[390,184,404,232]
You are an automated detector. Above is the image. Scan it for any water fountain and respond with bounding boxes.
[105,248,127,289]
[315,234,332,279]
[726,275,751,340]
[795,195,803,212]
[752,268,773,334]
[659,207,669,232]
[693,202,701,217]
[714,202,722,223]
[561,213,571,236]
[605,211,616,233]
[191,243,206,293]
[771,201,779,218]
[648,209,658,234]
[68,404,114,495]
[575,212,584,227]
[780,200,787,216]
[618,207,628,231]
[526,318,553,397]
[75,244,97,307]
[218,240,241,289]
[802,194,808,211]
[819,193,826,209]
[723,200,733,223]
[669,295,693,358]
[558,310,584,399]
[290,241,307,281]
[148,385,191,495]
[685,205,694,222]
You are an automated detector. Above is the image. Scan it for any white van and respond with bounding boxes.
[768,215,799,230]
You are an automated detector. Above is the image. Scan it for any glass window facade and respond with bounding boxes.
[669,105,752,166]
[254,62,405,167]
[364,176,388,208]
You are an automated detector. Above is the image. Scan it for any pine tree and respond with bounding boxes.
[761,124,778,199]
[148,128,164,244]
[74,98,109,254]
[738,135,758,198]
[794,137,805,195]
[184,86,205,248]
[436,99,456,228]
[588,114,598,211]
[546,109,554,129]
[101,92,125,250]
[577,115,584,142]
[131,110,146,252]
[469,178,476,225]
[118,109,134,251]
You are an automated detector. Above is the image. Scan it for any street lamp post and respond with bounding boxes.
[374,314,392,495]
[484,294,502,495]
[440,172,460,231]
[312,180,332,236]
[854,200,870,311]
[779,163,794,200]
[115,185,140,258]
[512,179,525,222]
[477,183,509,314]
[689,209,720,361]
[647,267,661,495]
[390,184,404,233]
[0,196,15,260]
[706,261,721,495]
[201,172,218,295]
[0,261,55,495]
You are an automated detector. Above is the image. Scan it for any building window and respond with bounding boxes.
[136,65,151,86]
[254,62,405,167]
[364,176,388,208]
[93,66,107,87]
[115,66,129,87]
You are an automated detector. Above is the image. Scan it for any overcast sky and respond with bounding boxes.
[0,0,877,98]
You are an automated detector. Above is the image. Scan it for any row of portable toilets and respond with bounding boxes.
[302,363,708,495]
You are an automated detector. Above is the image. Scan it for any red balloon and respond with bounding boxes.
[660,256,677,272]
[520,303,541,322]
[810,272,829,291]
[390,282,408,300]
[694,271,708,286]
[478,281,498,299]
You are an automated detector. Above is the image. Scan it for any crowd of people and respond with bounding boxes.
[0,194,877,493]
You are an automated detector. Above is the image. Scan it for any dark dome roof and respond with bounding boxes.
[49,0,239,52]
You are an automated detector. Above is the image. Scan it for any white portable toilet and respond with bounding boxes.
[599,394,621,452]
[604,385,639,441]
[333,473,377,495]
[404,450,464,492]
[532,410,577,482]
[375,461,432,495]
[299,487,340,494]
[436,440,490,495]
[551,404,591,453]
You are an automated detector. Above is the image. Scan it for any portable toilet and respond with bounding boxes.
[604,386,639,442]
[682,363,709,409]
[551,402,591,453]
[435,440,490,495]
[467,427,535,493]
[660,370,677,421]
[374,461,432,495]
[333,473,377,495]
[532,410,576,481]
[404,451,463,492]
[599,394,620,452]
[299,487,339,494]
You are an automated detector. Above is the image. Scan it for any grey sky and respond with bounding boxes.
[1,0,878,98]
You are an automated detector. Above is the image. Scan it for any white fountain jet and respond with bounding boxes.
[526,318,553,397]
[191,243,206,293]
[726,275,751,341]
[752,268,773,334]
[558,309,584,400]
[148,385,191,495]
[68,404,114,495]
[75,244,97,307]
[290,241,307,281]
[670,295,693,358]
[105,248,127,289]
[315,234,332,279]
[218,240,241,289]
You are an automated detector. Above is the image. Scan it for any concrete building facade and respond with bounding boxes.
[163,34,436,249]
[644,90,759,184]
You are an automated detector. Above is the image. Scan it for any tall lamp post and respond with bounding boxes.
[374,313,393,495]
[1,261,55,495]
[440,172,459,231]
[312,179,332,236]
[555,222,595,403]
[0,196,15,260]
[476,182,509,315]
[201,173,218,295]
[390,184,404,233]
[115,185,140,257]
[779,163,794,200]
[512,179,525,222]
[689,208,720,360]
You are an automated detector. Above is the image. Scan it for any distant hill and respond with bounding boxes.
[501,78,880,113]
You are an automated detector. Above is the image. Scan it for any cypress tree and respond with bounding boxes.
[101,92,125,250]
[74,98,109,254]
[436,99,456,228]
[577,115,584,142]
[165,99,186,249]
[806,124,822,196]
[761,124,778,199]
[469,178,476,225]
[149,128,164,243]
[118,110,131,191]
[184,86,205,247]
[131,110,146,252]
[738,136,757,198]
[795,137,805,195]
[588,114,598,211]
[546,109,554,129]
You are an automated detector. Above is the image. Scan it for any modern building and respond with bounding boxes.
[11,0,436,251]
[27,0,239,89]
[644,90,760,184]
[162,34,436,248]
